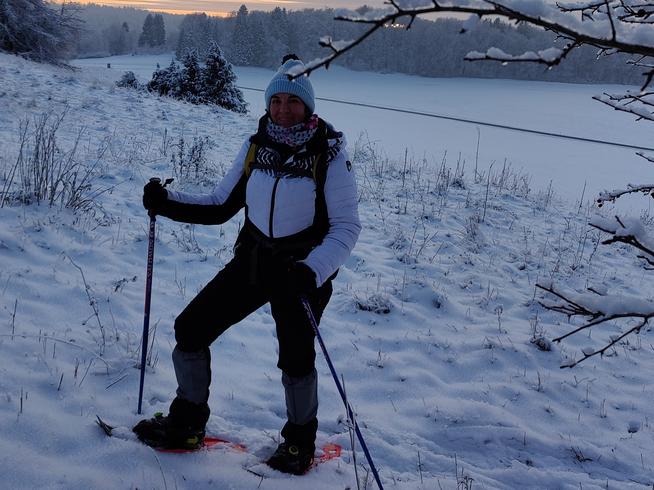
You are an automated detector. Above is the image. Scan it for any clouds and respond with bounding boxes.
[86,0,364,16]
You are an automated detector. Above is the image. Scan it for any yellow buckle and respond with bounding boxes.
[288,445,299,456]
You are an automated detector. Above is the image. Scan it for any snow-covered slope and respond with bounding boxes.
[1,52,653,489]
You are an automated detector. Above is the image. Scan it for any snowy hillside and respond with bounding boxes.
[1,52,654,489]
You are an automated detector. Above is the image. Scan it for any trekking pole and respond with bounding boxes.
[137,177,172,415]
[300,297,384,490]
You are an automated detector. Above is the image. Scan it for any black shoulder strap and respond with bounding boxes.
[311,120,331,236]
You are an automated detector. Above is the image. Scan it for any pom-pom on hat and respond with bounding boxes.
[265,55,315,115]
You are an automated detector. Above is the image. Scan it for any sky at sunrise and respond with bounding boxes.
[66,0,370,16]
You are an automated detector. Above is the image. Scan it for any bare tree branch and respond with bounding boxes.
[596,184,654,206]
[536,283,654,368]
[589,215,654,264]
[617,0,654,23]
[466,42,578,68]
[293,0,654,83]
[593,91,654,121]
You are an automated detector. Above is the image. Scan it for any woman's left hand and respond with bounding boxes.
[286,262,317,296]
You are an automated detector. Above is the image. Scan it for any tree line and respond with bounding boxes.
[1,1,641,85]
[175,5,639,85]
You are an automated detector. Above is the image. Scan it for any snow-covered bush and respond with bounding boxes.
[146,43,247,113]
[147,59,183,97]
[115,71,141,90]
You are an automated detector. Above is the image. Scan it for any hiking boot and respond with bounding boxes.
[132,412,205,450]
[266,442,315,475]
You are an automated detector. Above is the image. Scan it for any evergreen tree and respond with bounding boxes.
[179,49,201,102]
[230,5,253,65]
[247,13,268,67]
[147,59,182,97]
[175,13,212,59]
[104,21,132,55]
[138,14,154,47]
[138,13,165,48]
[152,14,166,47]
[199,42,247,113]
[266,7,290,67]
[147,44,247,113]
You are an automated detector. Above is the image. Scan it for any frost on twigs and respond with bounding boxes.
[589,214,654,268]
[466,47,567,66]
[596,184,654,207]
[333,8,393,22]
[536,282,654,367]
[593,91,654,122]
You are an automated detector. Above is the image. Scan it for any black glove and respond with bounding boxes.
[286,262,317,297]
[143,179,168,213]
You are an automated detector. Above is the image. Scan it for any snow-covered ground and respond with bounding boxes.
[1,51,654,489]
[75,53,654,204]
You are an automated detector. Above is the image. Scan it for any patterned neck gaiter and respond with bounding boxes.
[266,114,319,148]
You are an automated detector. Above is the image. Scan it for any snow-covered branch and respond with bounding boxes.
[596,184,654,206]
[294,0,654,92]
[536,283,654,367]
[593,90,654,121]
[466,44,577,67]
[589,214,654,267]
[614,0,654,24]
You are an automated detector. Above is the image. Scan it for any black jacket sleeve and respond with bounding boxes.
[158,175,247,225]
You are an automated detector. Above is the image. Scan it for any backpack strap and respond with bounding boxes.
[310,122,331,237]
[244,143,258,178]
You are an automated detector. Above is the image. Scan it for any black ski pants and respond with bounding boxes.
[173,249,333,379]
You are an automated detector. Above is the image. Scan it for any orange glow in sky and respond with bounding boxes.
[61,0,331,17]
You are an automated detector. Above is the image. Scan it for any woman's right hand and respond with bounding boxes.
[143,178,168,212]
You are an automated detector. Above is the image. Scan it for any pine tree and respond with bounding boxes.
[152,14,166,47]
[199,42,247,113]
[179,49,201,102]
[175,13,212,59]
[231,4,253,65]
[138,14,154,47]
[147,59,182,97]
[267,7,291,65]
[105,21,133,55]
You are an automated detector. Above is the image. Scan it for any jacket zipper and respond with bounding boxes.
[269,176,281,238]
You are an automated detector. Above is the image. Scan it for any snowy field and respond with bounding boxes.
[75,53,654,203]
[1,51,654,489]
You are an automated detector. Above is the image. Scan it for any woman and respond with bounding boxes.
[133,55,361,476]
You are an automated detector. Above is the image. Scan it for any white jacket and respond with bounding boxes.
[167,129,361,287]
